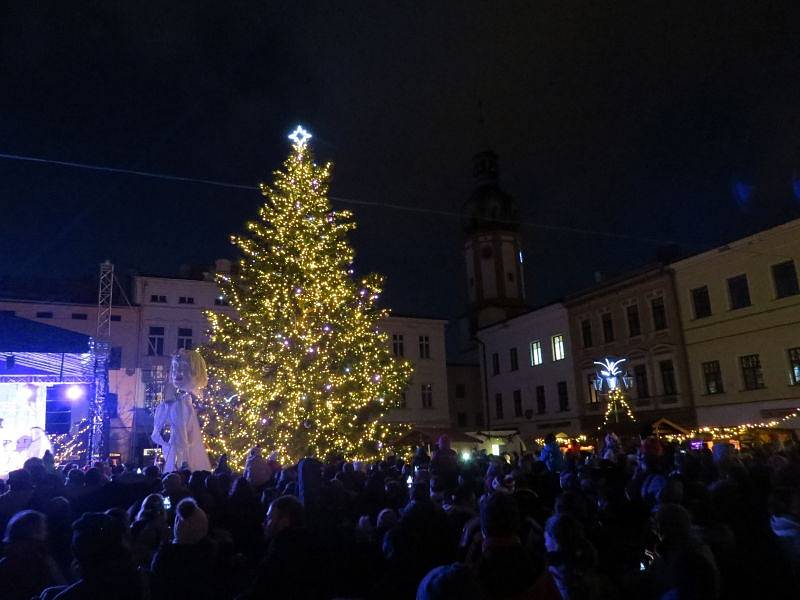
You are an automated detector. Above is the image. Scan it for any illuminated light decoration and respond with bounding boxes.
[50,418,91,464]
[461,451,471,461]
[288,125,312,148]
[593,357,636,428]
[66,385,86,401]
[200,126,413,466]
[518,251,524,264]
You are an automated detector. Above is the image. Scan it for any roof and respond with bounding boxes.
[0,313,92,353]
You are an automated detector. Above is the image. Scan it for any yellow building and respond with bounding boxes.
[670,219,800,427]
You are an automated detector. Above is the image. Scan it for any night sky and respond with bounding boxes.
[1,3,799,321]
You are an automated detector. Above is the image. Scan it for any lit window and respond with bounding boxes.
[788,348,800,386]
[530,341,543,366]
[587,374,599,404]
[551,335,565,361]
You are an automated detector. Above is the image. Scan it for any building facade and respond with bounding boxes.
[670,219,800,426]
[447,363,484,431]
[565,267,695,431]
[476,303,580,438]
[0,267,449,460]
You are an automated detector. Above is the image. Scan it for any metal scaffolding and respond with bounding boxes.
[88,261,114,462]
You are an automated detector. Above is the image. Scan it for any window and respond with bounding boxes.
[513,390,523,417]
[495,393,504,419]
[492,352,500,375]
[634,364,650,398]
[392,334,404,357]
[772,260,799,298]
[691,286,712,319]
[475,412,484,427]
[740,354,765,390]
[214,296,230,306]
[150,295,167,303]
[602,313,614,343]
[551,335,566,361]
[788,348,800,386]
[509,348,519,371]
[177,328,193,350]
[111,315,122,322]
[727,275,751,310]
[659,360,677,395]
[455,384,466,399]
[587,374,599,404]
[536,386,546,414]
[557,381,570,412]
[581,319,593,348]
[651,297,667,330]
[702,361,724,394]
[147,326,165,356]
[530,341,543,366]
[178,296,195,305]
[71,313,88,320]
[36,311,53,319]
[626,304,641,337]
[457,412,468,427]
[421,384,433,408]
[398,391,407,409]
[419,335,431,359]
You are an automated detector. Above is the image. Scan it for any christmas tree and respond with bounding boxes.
[201,126,413,465]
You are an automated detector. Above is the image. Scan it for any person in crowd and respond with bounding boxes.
[150,497,217,600]
[130,493,170,570]
[540,434,565,474]
[0,509,65,600]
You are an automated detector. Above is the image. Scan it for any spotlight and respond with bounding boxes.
[461,451,471,462]
[65,385,85,401]
[16,384,36,402]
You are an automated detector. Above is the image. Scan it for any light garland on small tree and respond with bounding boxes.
[50,419,91,464]
[200,126,413,467]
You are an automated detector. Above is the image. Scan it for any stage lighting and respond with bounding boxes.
[16,384,36,402]
[66,385,85,401]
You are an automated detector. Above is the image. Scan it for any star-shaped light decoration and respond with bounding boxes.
[288,125,312,149]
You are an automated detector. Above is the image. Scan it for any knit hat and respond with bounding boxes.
[173,498,208,544]
[244,446,271,487]
[416,563,483,600]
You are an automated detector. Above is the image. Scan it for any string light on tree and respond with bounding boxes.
[200,125,413,466]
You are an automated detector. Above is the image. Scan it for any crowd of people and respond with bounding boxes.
[0,431,799,599]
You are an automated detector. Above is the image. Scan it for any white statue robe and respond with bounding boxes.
[151,393,210,472]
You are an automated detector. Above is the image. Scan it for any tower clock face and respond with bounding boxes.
[480,245,494,259]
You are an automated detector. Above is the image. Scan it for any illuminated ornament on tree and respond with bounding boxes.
[200,125,413,465]
[593,357,636,426]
